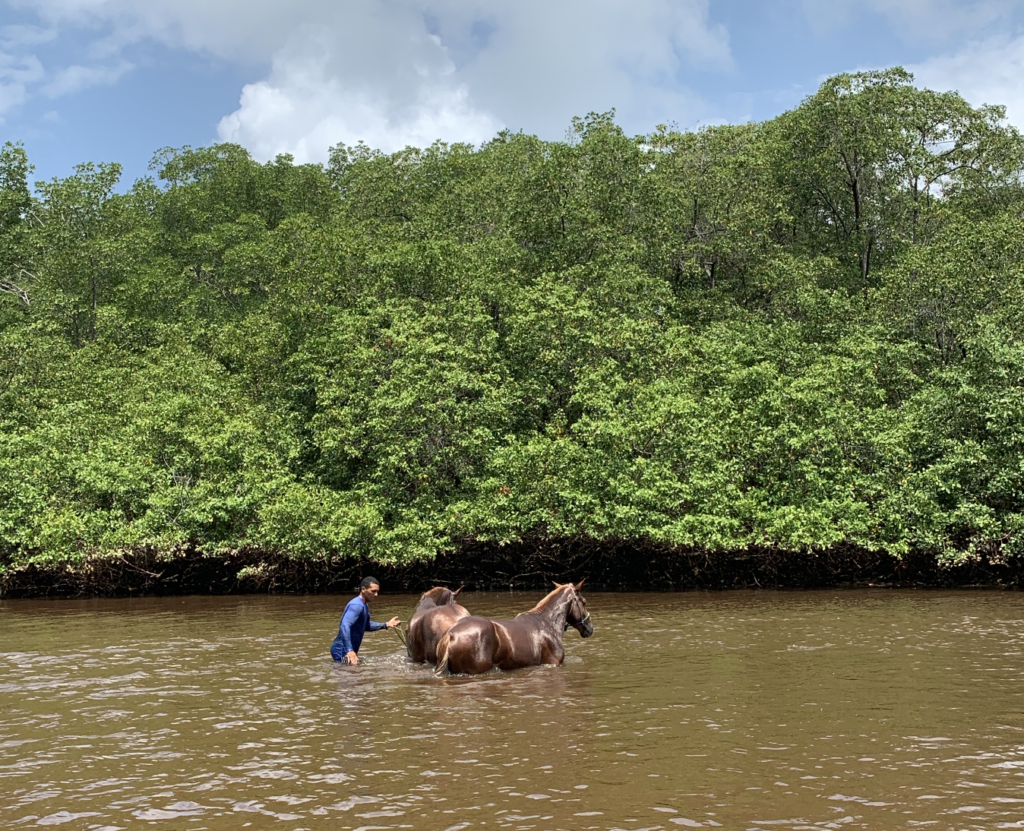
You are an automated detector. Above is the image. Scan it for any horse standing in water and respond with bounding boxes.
[435,581,592,675]
[406,586,470,664]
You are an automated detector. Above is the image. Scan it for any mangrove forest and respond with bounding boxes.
[4,67,1024,594]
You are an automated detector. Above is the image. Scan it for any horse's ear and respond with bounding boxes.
[575,578,586,591]
[453,586,463,598]
[553,581,562,588]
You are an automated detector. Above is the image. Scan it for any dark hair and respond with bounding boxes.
[360,576,380,590]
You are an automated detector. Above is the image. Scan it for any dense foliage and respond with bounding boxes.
[4,68,1024,578]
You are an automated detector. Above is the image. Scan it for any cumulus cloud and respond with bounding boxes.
[223,0,733,159]
[910,34,1024,128]
[216,37,501,161]
[6,0,733,160]
[439,0,732,136]
[215,7,506,159]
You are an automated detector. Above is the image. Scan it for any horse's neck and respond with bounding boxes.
[528,589,572,625]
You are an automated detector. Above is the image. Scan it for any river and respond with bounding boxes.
[2,590,1024,830]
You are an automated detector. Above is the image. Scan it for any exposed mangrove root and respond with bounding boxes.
[2,539,1023,599]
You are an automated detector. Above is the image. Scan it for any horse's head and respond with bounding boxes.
[563,580,593,638]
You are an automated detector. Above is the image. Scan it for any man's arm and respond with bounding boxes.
[368,616,401,632]
[336,603,362,654]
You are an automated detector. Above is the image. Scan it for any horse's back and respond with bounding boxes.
[421,604,470,664]
[439,615,501,675]
[494,616,560,669]
[439,615,553,674]
[409,603,470,664]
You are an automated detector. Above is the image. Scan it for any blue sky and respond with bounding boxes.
[3,0,1024,188]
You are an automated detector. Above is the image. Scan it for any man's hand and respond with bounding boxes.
[345,650,358,665]
[386,617,401,629]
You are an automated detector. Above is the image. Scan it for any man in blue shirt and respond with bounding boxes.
[330,576,401,664]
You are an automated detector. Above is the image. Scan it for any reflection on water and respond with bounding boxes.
[2,591,1024,830]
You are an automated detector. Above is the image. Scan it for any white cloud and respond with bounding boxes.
[910,34,1024,128]
[0,49,43,120]
[216,32,501,160]
[10,0,317,61]
[0,8,129,121]
[801,0,1017,41]
[217,0,734,160]
[6,0,733,160]
[42,59,131,97]
[215,8,504,159]
[0,24,58,49]
[438,0,732,136]
[0,83,26,120]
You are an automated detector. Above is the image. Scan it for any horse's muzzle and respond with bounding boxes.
[575,619,594,638]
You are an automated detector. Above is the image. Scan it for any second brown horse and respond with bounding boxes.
[406,586,470,664]
[435,582,593,675]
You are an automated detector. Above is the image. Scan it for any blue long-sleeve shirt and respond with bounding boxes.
[330,596,387,660]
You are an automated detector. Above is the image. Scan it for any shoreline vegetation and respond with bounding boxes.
[5,68,1024,598]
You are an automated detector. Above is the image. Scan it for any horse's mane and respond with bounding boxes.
[516,584,573,617]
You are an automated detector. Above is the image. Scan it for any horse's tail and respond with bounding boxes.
[435,629,453,676]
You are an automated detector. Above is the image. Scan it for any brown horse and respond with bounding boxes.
[406,586,470,664]
[435,581,592,675]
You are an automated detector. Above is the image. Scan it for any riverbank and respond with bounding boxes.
[2,541,1021,597]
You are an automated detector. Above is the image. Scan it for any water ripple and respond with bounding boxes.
[2,591,1024,829]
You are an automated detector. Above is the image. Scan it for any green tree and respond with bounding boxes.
[0,142,34,315]
[776,68,1021,292]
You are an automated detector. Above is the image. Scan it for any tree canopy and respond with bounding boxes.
[4,68,1024,580]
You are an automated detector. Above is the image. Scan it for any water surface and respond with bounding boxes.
[2,590,1024,829]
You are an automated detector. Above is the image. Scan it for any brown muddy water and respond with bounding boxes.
[2,591,1024,831]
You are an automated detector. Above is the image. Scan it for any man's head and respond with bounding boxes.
[359,576,380,603]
